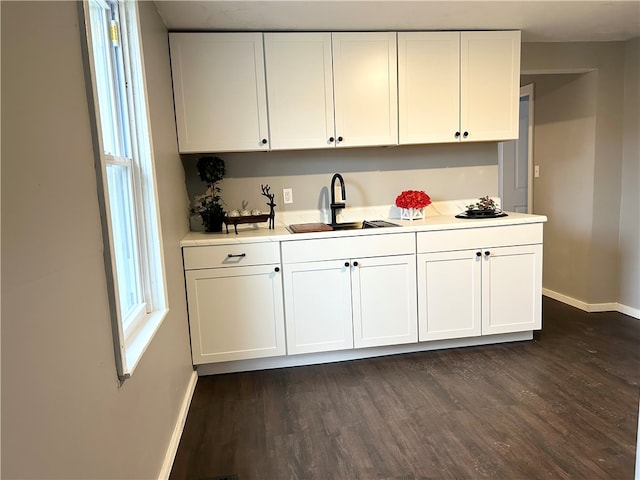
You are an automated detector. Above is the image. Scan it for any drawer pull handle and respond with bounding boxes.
[227,253,246,258]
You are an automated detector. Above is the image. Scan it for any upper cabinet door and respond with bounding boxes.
[169,33,269,153]
[460,31,521,142]
[264,33,335,150]
[398,32,460,144]
[332,32,398,148]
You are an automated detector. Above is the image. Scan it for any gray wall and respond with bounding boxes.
[619,38,640,311]
[520,72,598,302]
[521,41,637,307]
[184,141,500,227]
[1,2,194,478]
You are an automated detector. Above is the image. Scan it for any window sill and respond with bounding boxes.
[123,308,169,379]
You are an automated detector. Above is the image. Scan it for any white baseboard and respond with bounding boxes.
[543,288,640,319]
[158,370,198,480]
[618,303,640,319]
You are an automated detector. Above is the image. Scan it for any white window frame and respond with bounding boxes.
[82,0,168,381]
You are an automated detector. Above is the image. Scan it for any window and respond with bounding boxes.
[83,0,167,380]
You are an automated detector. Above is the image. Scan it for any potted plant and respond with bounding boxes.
[191,156,226,232]
[465,196,500,214]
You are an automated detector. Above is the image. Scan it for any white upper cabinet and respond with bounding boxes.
[398,30,521,144]
[169,30,520,152]
[460,31,521,142]
[398,32,460,144]
[332,32,398,148]
[264,33,335,150]
[264,32,398,149]
[169,33,269,153]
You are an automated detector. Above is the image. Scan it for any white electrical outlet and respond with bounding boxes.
[534,165,540,178]
[283,188,293,204]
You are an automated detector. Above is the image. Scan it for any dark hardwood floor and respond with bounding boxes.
[170,297,640,479]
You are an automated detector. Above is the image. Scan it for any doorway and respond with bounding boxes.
[499,84,534,213]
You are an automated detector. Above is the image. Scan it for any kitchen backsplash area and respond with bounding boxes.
[182,142,499,231]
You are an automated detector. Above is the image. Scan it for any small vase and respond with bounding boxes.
[202,211,224,233]
[400,207,425,221]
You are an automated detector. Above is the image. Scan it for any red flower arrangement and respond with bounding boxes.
[395,190,431,210]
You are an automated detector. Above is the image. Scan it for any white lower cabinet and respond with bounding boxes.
[282,260,354,354]
[352,254,417,348]
[417,249,482,341]
[181,222,545,370]
[481,244,543,335]
[183,244,285,364]
[282,233,417,354]
[417,225,543,341]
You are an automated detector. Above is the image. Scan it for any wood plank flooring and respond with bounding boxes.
[170,297,640,479]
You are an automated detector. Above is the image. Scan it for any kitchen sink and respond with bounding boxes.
[328,221,364,230]
[330,220,401,230]
[289,220,401,234]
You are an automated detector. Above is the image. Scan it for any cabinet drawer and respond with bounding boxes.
[417,223,543,253]
[183,242,280,270]
[282,232,415,263]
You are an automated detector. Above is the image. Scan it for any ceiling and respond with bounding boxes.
[154,0,640,42]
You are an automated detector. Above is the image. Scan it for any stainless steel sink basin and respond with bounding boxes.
[328,221,363,230]
[330,220,401,230]
[288,220,401,234]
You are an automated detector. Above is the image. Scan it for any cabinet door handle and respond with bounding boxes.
[261,138,268,145]
[274,266,280,272]
[227,253,246,258]
[455,131,460,138]
[337,136,343,142]
[476,251,482,257]
[344,261,350,267]
[329,137,335,142]
[353,261,359,267]
[463,131,469,138]
[484,251,491,257]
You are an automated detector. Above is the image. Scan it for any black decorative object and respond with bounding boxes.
[221,184,276,234]
[223,214,272,234]
[455,211,508,219]
[457,196,507,219]
[261,184,276,229]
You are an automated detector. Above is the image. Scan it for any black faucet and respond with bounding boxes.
[330,173,346,225]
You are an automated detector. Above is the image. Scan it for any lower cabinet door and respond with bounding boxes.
[417,250,482,341]
[482,244,543,335]
[283,260,353,354]
[352,254,418,348]
[185,265,285,364]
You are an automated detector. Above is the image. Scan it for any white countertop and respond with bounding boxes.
[181,203,547,247]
